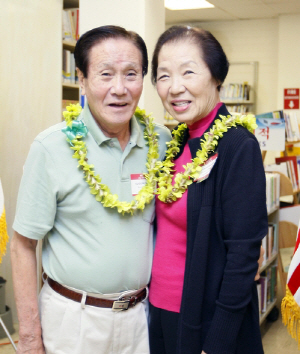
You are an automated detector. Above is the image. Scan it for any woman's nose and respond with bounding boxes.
[169,77,185,95]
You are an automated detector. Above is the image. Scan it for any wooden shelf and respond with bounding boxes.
[259,252,277,274]
[267,171,294,196]
[286,140,300,146]
[64,0,78,8]
[223,100,254,105]
[267,205,279,216]
[63,39,76,51]
[164,122,178,130]
[63,83,79,89]
[259,299,277,325]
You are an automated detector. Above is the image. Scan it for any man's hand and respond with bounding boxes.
[254,246,265,281]
[11,232,45,354]
[16,335,45,354]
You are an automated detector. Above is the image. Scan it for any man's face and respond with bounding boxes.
[78,38,144,136]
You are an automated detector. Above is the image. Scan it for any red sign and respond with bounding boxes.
[284,88,299,109]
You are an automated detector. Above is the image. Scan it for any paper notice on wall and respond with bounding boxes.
[254,118,285,151]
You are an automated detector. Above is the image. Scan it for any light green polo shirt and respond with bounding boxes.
[13,105,171,294]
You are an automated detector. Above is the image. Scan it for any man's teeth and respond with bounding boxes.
[173,101,189,106]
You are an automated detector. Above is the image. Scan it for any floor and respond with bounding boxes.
[0,317,299,354]
[0,280,299,353]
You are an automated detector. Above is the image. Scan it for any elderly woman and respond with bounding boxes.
[149,26,267,354]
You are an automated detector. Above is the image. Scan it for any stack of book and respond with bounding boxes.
[265,172,280,213]
[220,82,250,101]
[261,223,278,267]
[284,111,300,142]
[225,105,249,114]
[62,8,79,42]
[255,110,283,120]
[62,50,77,85]
[265,155,300,193]
[257,264,277,315]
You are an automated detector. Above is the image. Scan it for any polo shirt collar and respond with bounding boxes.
[81,104,144,148]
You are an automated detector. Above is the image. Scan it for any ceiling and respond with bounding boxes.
[165,0,300,24]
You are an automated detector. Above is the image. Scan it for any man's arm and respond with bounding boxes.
[10,231,45,353]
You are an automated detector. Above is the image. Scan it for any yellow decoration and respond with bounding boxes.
[156,113,257,203]
[62,104,162,215]
[282,285,300,348]
[0,180,9,263]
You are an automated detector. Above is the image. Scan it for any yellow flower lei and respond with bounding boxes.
[156,113,258,203]
[62,104,161,215]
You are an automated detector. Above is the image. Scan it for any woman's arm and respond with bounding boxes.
[203,135,268,353]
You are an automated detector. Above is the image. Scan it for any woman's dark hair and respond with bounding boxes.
[151,26,229,91]
[74,25,148,78]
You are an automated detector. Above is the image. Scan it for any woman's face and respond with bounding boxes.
[156,40,220,126]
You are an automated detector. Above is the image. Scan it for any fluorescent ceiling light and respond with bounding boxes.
[165,0,214,11]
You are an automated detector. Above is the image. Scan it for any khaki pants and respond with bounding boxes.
[39,281,150,354]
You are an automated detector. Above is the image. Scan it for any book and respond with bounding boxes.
[62,10,72,41]
[257,283,262,315]
[270,265,277,302]
[284,112,294,141]
[265,162,289,178]
[267,224,274,260]
[255,110,283,119]
[62,49,71,83]
[262,236,267,266]
[259,275,267,312]
[220,83,251,101]
[275,156,299,191]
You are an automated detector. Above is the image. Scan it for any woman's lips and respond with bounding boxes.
[171,100,191,112]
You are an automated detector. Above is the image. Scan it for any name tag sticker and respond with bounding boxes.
[131,174,147,196]
[195,153,218,183]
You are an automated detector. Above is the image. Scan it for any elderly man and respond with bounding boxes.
[11,25,171,354]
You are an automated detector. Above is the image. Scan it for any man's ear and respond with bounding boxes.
[77,68,86,95]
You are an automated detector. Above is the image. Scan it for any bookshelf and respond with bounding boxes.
[258,172,281,325]
[221,61,258,115]
[62,0,79,105]
[163,62,258,130]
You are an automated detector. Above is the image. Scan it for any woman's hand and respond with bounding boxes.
[254,246,265,281]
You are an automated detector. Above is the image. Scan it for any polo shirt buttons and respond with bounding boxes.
[109,141,114,147]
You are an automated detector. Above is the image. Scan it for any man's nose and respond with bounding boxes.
[110,75,127,95]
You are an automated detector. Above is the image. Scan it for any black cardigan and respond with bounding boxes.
[175,104,268,354]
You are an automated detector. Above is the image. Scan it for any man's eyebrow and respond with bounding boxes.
[97,62,141,69]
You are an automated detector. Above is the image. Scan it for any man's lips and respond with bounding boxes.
[108,102,128,107]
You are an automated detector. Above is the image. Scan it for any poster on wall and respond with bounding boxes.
[254,117,285,151]
[284,88,299,110]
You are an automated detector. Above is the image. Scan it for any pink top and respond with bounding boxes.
[149,102,222,313]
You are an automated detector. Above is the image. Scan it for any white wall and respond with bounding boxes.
[80,0,166,124]
[278,14,300,109]
[0,0,62,322]
[181,19,279,115]
[265,14,300,165]
[169,16,300,165]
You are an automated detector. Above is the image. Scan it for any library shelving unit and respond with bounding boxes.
[259,169,298,325]
[221,61,258,115]
[281,140,300,203]
[62,0,79,104]
[259,187,280,325]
